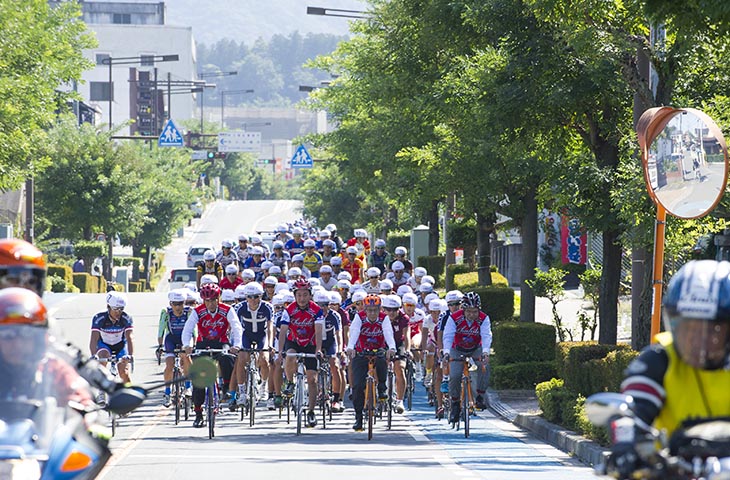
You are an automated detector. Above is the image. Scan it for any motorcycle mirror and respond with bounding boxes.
[107,387,146,416]
[188,357,217,388]
[585,392,636,426]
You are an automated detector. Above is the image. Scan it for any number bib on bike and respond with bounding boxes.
[194,303,232,343]
[451,310,484,350]
[355,311,387,351]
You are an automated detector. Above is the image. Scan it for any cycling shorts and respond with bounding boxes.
[322,336,336,356]
[163,333,183,358]
[96,339,128,359]
[242,331,267,350]
[283,339,318,371]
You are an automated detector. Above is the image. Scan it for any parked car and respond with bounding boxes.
[168,268,197,290]
[187,244,214,268]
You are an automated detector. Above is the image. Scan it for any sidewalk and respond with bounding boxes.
[485,389,608,468]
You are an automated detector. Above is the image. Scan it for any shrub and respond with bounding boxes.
[417,255,445,286]
[453,270,509,290]
[47,264,73,285]
[493,322,556,364]
[536,378,574,424]
[446,263,472,289]
[556,342,632,396]
[128,281,142,292]
[472,286,515,323]
[491,361,556,389]
[573,395,611,446]
[386,231,410,253]
[75,241,106,259]
[585,349,640,394]
[48,275,68,293]
[72,273,98,293]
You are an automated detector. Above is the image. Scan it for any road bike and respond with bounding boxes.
[450,353,478,438]
[357,349,385,441]
[404,350,418,411]
[169,349,189,425]
[283,352,319,436]
[191,348,234,439]
[317,357,333,429]
[386,357,396,430]
[239,347,265,427]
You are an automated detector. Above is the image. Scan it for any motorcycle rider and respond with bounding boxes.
[614,260,730,477]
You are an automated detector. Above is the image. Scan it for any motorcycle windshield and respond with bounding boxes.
[0,324,87,459]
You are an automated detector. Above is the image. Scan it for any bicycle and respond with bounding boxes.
[317,357,333,429]
[385,357,396,430]
[404,351,417,411]
[239,347,265,426]
[191,347,234,439]
[450,353,477,438]
[92,354,130,437]
[283,352,319,436]
[357,349,385,441]
[169,349,189,425]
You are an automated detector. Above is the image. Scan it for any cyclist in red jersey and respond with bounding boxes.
[342,246,365,284]
[346,295,396,431]
[182,283,242,428]
[278,279,324,428]
[382,294,410,414]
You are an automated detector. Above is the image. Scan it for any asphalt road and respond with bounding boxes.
[43,200,596,480]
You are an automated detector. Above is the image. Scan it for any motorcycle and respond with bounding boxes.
[0,346,216,479]
[586,392,730,479]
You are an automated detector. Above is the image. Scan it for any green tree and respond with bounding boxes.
[0,0,94,188]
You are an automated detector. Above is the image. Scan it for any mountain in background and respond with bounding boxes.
[165,0,367,45]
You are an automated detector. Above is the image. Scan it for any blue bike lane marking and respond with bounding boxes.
[405,384,595,480]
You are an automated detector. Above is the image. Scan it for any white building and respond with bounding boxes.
[57,1,197,136]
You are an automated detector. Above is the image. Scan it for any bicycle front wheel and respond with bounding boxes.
[387,372,394,430]
[367,379,375,441]
[463,378,470,438]
[406,361,414,411]
[207,387,215,439]
[295,378,304,436]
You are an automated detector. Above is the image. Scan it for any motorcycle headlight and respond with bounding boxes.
[0,459,41,479]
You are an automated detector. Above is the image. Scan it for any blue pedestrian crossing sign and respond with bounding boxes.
[290,144,313,169]
[158,119,184,147]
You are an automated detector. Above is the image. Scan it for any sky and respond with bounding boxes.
[163,0,368,45]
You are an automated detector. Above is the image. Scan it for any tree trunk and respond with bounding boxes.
[143,245,151,285]
[428,200,439,256]
[633,250,654,350]
[598,229,622,344]
[106,236,114,282]
[519,186,538,322]
[476,212,493,286]
[444,196,455,290]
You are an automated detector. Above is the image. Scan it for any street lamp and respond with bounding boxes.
[199,70,237,133]
[299,81,332,92]
[220,89,254,128]
[241,121,272,130]
[100,54,179,130]
[306,6,368,18]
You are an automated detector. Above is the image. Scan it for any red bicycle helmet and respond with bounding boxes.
[292,278,311,293]
[0,287,48,327]
[0,239,46,296]
[200,283,221,300]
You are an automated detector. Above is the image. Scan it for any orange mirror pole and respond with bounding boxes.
[651,204,667,341]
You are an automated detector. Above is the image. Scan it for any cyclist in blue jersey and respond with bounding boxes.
[269,240,291,273]
[285,227,306,256]
[90,291,134,386]
[243,246,266,282]
[157,289,193,406]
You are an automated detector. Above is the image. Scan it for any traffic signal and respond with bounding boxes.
[206,151,226,160]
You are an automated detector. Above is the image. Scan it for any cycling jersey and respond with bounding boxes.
[196,261,222,279]
[233,244,249,265]
[268,251,290,271]
[216,251,238,269]
[389,258,414,275]
[363,281,381,295]
[347,311,396,352]
[302,251,323,277]
[442,310,491,352]
[386,271,411,289]
[331,305,350,328]
[242,256,265,282]
[235,300,273,348]
[284,238,305,255]
[342,257,364,283]
[91,311,133,347]
[321,251,336,265]
[319,275,337,291]
[346,238,370,259]
[388,311,410,348]
[280,301,325,347]
[408,307,427,338]
[368,251,391,273]
[182,303,243,347]
[323,309,341,340]
[219,275,243,290]
[157,306,191,338]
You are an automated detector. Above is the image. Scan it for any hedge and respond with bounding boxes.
[491,361,557,389]
[74,241,106,259]
[417,255,445,287]
[556,342,632,396]
[47,263,73,285]
[73,273,98,293]
[446,263,472,289]
[453,271,509,290]
[493,322,556,364]
[386,231,410,254]
[128,281,143,292]
[583,349,640,395]
[472,286,515,323]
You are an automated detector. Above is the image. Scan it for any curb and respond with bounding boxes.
[487,391,608,468]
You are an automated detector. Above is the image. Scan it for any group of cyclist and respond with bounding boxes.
[160,223,493,431]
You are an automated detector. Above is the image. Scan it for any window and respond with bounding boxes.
[140,55,155,67]
[95,53,110,65]
[90,82,113,102]
[112,13,131,24]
